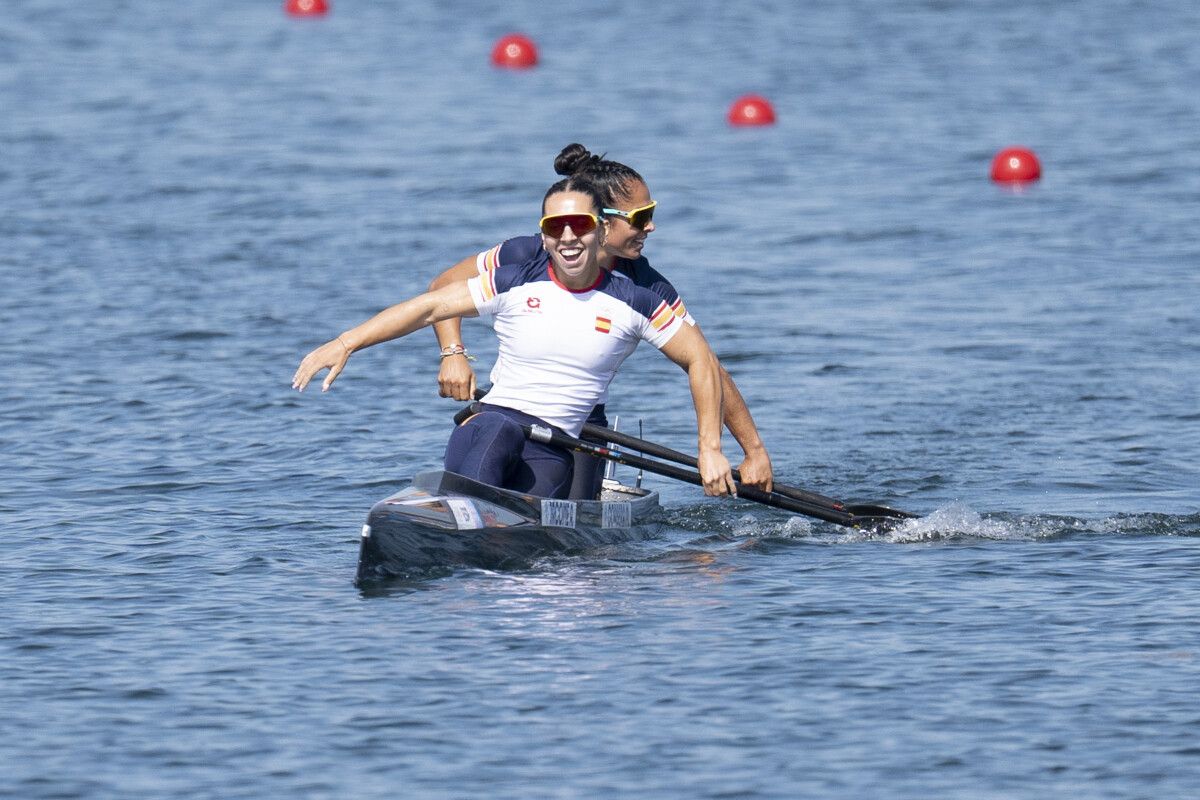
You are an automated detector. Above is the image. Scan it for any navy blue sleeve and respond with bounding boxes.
[496,235,545,268]
[490,252,551,295]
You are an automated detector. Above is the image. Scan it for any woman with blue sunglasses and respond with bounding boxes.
[293,175,736,500]
[427,144,774,496]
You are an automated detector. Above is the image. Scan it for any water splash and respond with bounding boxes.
[880,503,1021,542]
[857,506,1200,543]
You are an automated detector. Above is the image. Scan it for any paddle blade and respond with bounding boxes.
[846,503,920,520]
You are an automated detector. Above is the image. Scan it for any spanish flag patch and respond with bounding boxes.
[649,300,677,333]
[480,244,502,273]
[594,316,612,333]
[479,268,497,302]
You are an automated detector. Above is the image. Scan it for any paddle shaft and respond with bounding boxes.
[579,422,851,512]
[523,424,865,527]
[579,421,917,520]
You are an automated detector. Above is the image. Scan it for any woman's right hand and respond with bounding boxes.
[438,353,477,401]
[292,338,351,393]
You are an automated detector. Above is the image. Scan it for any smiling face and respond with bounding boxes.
[602,180,656,261]
[541,190,606,289]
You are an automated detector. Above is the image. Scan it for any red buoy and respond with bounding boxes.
[491,34,538,69]
[990,147,1041,183]
[285,0,328,15]
[728,95,776,127]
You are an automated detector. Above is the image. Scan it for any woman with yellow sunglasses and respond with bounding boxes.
[427,143,774,496]
[293,176,736,500]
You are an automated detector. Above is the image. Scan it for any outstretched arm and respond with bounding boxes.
[292,281,477,393]
[429,255,484,401]
[659,324,736,497]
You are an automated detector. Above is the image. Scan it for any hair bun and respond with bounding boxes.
[554,143,596,176]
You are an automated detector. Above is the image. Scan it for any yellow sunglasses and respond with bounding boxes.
[539,213,601,237]
[602,200,656,230]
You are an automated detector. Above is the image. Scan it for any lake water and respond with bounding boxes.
[3,1,1199,798]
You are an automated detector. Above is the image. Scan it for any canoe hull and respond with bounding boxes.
[355,470,661,583]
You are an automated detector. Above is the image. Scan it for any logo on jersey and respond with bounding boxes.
[594,316,612,334]
[526,296,541,310]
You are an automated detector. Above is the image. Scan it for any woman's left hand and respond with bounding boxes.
[697,449,737,497]
[292,338,351,392]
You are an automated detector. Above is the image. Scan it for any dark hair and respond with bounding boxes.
[542,173,606,216]
[553,143,645,208]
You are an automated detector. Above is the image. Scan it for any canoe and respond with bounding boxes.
[354,469,661,583]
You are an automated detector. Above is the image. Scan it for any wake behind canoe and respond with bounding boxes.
[355,470,661,583]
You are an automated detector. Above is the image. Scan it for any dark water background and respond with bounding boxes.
[4,1,1199,797]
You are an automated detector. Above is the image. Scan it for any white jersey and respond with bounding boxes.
[467,254,682,437]
[474,236,696,409]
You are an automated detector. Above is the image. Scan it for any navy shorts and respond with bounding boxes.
[443,404,574,499]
